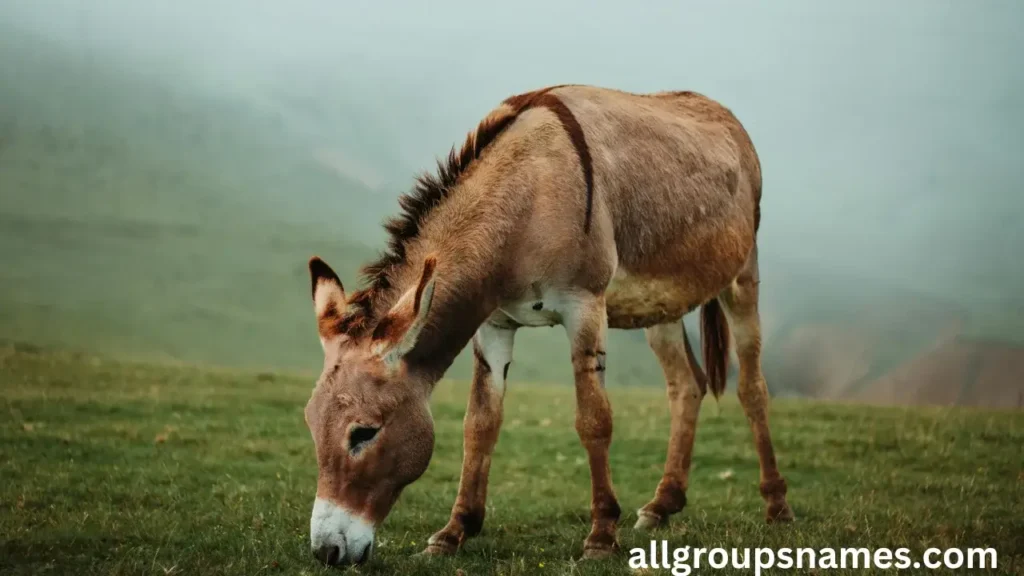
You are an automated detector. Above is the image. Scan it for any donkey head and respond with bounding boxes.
[304,256,438,566]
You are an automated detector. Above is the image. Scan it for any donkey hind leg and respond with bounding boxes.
[424,322,516,555]
[565,294,621,558]
[719,270,794,522]
[635,322,707,530]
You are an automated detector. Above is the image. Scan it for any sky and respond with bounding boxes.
[3,0,1022,303]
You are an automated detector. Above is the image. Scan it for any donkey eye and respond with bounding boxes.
[348,426,380,455]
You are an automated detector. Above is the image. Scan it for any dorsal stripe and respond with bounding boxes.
[500,86,594,232]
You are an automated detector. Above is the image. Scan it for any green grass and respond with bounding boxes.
[2,343,1022,575]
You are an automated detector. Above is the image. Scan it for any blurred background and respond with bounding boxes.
[1,0,1021,408]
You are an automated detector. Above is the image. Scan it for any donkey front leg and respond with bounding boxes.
[424,323,516,555]
[566,295,621,558]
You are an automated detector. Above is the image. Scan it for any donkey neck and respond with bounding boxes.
[376,182,516,385]
[405,278,497,384]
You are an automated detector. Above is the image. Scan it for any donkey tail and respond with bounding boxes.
[700,298,730,399]
[682,324,709,396]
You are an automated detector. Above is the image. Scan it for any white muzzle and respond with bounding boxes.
[310,497,375,565]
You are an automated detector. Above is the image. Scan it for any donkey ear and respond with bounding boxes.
[375,256,438,369]
[308,256,346,346]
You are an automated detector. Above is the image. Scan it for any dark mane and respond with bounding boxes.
[358,116,517,291]
[343,85,590,333]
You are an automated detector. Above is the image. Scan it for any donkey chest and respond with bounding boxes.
[490,289,571,328]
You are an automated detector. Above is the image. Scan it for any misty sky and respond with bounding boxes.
[4,0,1023,303]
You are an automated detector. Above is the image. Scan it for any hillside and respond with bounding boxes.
[0,26,376,368]
[854,336,1024,409]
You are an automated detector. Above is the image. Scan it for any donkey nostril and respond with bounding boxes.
[353,542,373,564]
[314,544,341,565]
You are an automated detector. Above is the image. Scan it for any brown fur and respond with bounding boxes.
[317,300,344,341]
[471,342,491,374]
[370,256,438,343]
[426,337,506,553]
[568,295,621,553]
[529,93,595,232]
[303,85,791,565]
[634,322,704,528]
[719,256,793,523]
[683,326,709,396]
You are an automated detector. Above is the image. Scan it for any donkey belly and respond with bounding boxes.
[484,272,718,331]
[602,199,755,329]
[604,268,704,329]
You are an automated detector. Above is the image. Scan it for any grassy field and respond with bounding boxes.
[3,343,1022,575]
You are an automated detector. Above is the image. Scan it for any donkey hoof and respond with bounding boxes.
[582,546,616,560]
[421,542,457,556]
[421,533,459,556]
[633,511,667,531]
[766,501,795,523]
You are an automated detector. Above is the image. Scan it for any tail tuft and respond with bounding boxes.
[700,298,730,399]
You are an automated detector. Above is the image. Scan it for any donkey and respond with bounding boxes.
[303,84,793,566]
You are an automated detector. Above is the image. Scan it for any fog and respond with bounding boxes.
[2,1,1023,395]
[6,0,1022,299]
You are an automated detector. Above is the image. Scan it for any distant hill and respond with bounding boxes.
[852,336,1024,409]
[759,266,1024,409]
[758,263,966,394]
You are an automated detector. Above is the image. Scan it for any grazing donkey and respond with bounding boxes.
[304,85,793,566]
